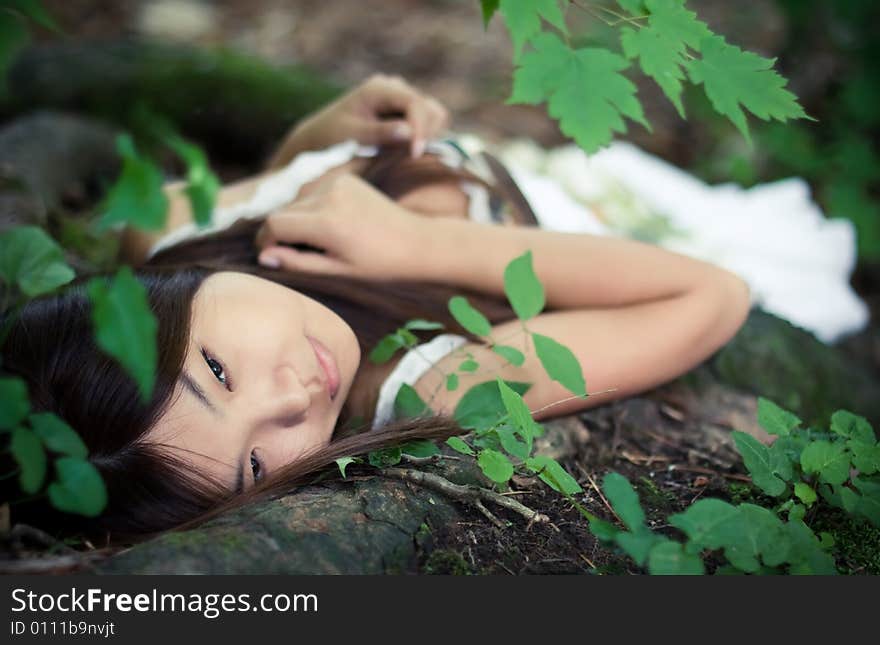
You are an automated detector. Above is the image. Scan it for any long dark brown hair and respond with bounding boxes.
[0,146,516,544]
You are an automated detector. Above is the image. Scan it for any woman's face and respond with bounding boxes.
[148,271,361,492]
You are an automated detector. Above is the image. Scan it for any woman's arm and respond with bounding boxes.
[253,174,752,421]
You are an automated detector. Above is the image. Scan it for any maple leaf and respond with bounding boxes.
[510,32,649,153]
[621,25,687,117]
[499,0,567,59]
[687,34,811,144]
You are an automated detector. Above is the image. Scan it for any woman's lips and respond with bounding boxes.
[306,336,341,400]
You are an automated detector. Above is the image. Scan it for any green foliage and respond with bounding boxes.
[454,380,530,430]
[46,457,107,517]
[10,426,46,494]
[0,376,29,429]
[165,135,220,228]
[335,456,359,478]
[448,295,492,337]
[0,226,75,297]
[532,332,586,397]
[400,440,441,459]
[526,455,582,495]
[510,32,649,152]
[393,383,430,419]
[491,344,525,366]
[29,412,87,458]
[446,436,475,456]
[499,0,567,59]
[686,35,809,145]
[503,250,545,321]
[477,448,514,485]
[96,134,169,233]
[480,0,499,28]
[495,0,808,153]
[87,266,158,402]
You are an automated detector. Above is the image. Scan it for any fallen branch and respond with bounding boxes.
[384,468,549,526]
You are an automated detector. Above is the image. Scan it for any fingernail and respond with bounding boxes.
[392,123,412,140]
[259,254,280,268]
[412,139,425,158]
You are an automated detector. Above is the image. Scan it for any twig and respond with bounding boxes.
[585,472,624,526]
[474,499,507,530]
[400,454,461,466]
[384,468,549,525]
[667,464,751,483]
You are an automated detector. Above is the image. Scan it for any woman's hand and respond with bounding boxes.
[254,174,425,280]
[269,74,450,167]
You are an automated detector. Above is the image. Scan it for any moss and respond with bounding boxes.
[422,549,471,575]
[636,476,677,512]
[811,509,880,575]
[712,310,880,430]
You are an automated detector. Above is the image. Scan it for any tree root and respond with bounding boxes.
[384,468,550,528]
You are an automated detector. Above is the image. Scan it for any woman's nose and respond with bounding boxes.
[263,363,313,426]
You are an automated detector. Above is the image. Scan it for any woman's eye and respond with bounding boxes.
[250,451,262,482]
[201,349,229,388]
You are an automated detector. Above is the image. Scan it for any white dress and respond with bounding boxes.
[146,135,870,428]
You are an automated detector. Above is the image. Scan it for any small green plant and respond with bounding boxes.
[364,250,590,496]
[569,399,880,574]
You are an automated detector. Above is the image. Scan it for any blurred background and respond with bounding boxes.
[2,0,878,365]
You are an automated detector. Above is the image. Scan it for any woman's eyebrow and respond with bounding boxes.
[180,370,223,418]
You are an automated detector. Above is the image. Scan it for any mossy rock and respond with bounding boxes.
[2,40,342,168]
[709,307,880,429]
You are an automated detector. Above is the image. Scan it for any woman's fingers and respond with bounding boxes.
[257,245,352,276]
[254,207,330,252]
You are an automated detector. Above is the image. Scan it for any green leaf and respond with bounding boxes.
[498,0,567,59]
[687,35,809,145]
[509,32,649,153]
[532,332,586,397]
[847,440,880,476]
[369,334,404,364]
[87,266,158,402]
[480,0,500,28]
[29,412,87,458]
[368,447,402,468]
[445,373,459,391]
[621,25,687,118]
[96,134,169,232]
[397,328,418,347]
[830,410,875,443]
[335,456,357,478]
[616,529,659,567]
[800,440,850,486]
[46,456,107,517]
[497,377,534,437]
[838,485,861,515]
[784,519,838,575]
[393,384,430,419]
[852,477,880,526]
[454,380,530,430]
[400,439,440,459]
[647,539,705,575]
[503,250,545,320]
[731,431,787,496]
[0,226,75,297]
[446,436,475,456]
[602,472,646,533]
[526,455,582,495]
[0,377,29,430]
[645,0,711,52]
[448,296,492,337]
[492,344,525,366]
[165,135,219,228]
[10,426,46,494]
[669,498,739,553]
[458,358,479,373]
[478,448,514,484]
[403,319,444,331]
[793,482,817,507]
[498,423,530,460]
[787,502,806,523]
[756,397,802,437]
